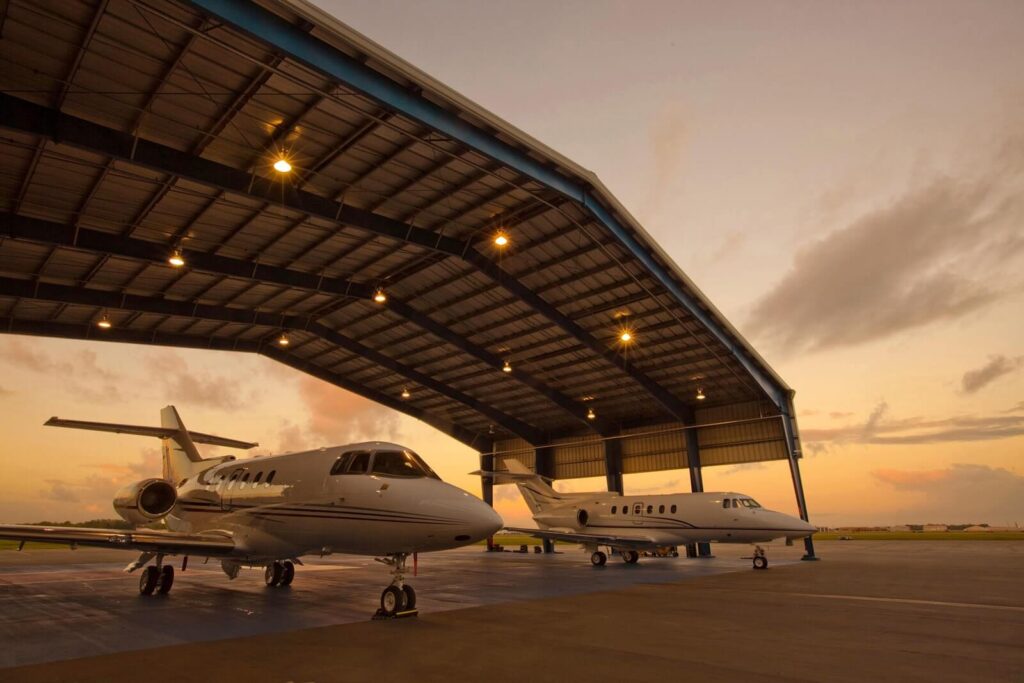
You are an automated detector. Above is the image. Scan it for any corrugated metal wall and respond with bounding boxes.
[490,400,789,480]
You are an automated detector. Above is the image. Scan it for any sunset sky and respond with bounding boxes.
[0,0,1021,528]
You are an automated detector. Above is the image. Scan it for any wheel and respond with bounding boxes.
[265,561,283,587]
[590,551,607,567]
[402,584,416,610]
[623,550,639,564]
[139,566,159,595]
[380,585,407,615]
[753,555,768,570]
[157,565,175,594]
[280,561,295,586]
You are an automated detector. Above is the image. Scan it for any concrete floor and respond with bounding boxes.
[1,541,1021,681]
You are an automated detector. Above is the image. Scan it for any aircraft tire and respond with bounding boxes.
[623,550,639,564]
[753,556,768,570]
[281,561,295,586]
[265,561,283,587]
[402,584,416,610]
[381,585,407,615]
[157,565,174,594]
[139,566,159,595]
[590,551,607,567]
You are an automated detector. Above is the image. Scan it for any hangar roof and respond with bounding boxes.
[0,0,797,461]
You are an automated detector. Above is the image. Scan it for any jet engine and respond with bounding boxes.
[113,478,177,525]
[534,505,590,530]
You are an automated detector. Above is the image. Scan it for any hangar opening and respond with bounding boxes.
[0,0,814,558]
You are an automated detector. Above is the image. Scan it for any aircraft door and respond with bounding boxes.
[632,502,644,525]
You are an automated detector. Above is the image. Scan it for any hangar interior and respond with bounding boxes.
[0,0,814,558]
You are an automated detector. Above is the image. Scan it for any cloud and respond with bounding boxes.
[0,338,123,401]
[961,355,1023,394]
[148,352,245,411]
[39,479,81,503]
[296,375,399,444]
[747,138,1024,353]
[646,104,688,215]
[871,464,1024,525]
[802,401,1024,450]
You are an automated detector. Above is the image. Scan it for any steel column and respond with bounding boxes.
[684,426,712,557]
[781,399,817,560]
[480,451,495,550]
[534,445,555,554]
[604,436,623,494]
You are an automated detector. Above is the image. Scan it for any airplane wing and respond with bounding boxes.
[504,526,661,550]
[0,524,236,556]
[44,417,258,449]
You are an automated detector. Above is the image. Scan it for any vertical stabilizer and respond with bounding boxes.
[504,458,565,513]
[160,406,203,481]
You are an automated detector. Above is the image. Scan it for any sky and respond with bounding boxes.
[0,0,1022,527]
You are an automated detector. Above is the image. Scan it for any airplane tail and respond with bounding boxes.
[45,406,257,482]
[501,459,566,514]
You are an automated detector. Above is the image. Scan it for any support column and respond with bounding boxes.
[604,435,623,494]
[781,400,817,560]
[535,445,555,554]
[685,426,712,557]
[480,451,495,551]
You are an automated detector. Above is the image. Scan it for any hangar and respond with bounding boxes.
[0,0,814,558]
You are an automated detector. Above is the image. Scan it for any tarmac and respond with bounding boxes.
[1,540,1021,682]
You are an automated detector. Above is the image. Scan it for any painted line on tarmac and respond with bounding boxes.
[786,592,1024,612]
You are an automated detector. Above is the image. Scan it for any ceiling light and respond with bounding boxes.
[273,157,292,173]
[586,408,596,420]
[97,314,112,329]
[619,330,633,343]
[373,287,387,304]
[401,387,410,399]
[277,332,290,347]
[494,231,509,247]
[502,359,512,373]
[696,387,706,401]
[168,249,185,267]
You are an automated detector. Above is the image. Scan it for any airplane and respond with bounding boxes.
[484,458,816,569]
[0,406,503,617]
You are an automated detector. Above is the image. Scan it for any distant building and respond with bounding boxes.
[922,524,948,532]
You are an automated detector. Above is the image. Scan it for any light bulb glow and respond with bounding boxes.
[373,288,387,304]
[586,408,596,420]
[278,333,290,347]
[273,158,292,173]
[502,360,512,373]
[619,331,632,343]
[401,387,410,399]
[97,315,112,329]
[168,249,185,267]
[696,387,706,400]
[494,232,509,247]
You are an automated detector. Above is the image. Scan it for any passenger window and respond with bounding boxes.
[611,505,617,514]
[646,505,653,514]
[346,452,371,474]
[670,504,677,514]
[623,506,628,514]
[253,472,263,484]
[330,453,353,475]
[265,470,276,485]
[633,503,642,515]
[658,505,665,514]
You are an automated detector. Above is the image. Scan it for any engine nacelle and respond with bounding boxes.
[113,478,177,526]
[534,505,590,530]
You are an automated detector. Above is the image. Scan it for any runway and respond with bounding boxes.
[2,541,1022,682]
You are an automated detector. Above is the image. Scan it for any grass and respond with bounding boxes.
[481,531,1024,546]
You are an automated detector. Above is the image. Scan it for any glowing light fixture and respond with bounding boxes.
[502,359,512,373]
[273,157,292,173]
[277,332,290,347]
[401,387,411,399]
[373,287,387,304]
[586,408,596,420]
[494,231,509,247]
[168,249,185,268]
[619,330,633,343]
[97,314,112,329]
[696,387,706,401]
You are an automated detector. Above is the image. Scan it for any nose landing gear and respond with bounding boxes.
[752,545,768,570]
[374,553,418,619]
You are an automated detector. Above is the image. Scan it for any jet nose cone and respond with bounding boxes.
[477,500,504,538]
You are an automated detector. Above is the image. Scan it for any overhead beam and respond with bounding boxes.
[0,315,491,451]
[0,275,548,444]
[186,0,789,411]
[0,211,603,434]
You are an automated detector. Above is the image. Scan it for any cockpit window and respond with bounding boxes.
[371,450,440,479]
[345,451,371,474]
[330,453,353,475]
[739,498,762,508]
[722,499,730,509]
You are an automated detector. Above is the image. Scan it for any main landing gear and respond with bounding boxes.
[752,545,769,570]
[621,550,640,564]
[590,550,607,566]
[374,553,417,619]
[264,560,296,587]
[138,555,174,596]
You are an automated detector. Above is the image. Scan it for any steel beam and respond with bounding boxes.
[534,445,556,554]
[0,275,545,445]
[781,399,817,560]
[186,0,789,411]
[480,450,495,550]
[604,435,623,494]
[684,426,712,557]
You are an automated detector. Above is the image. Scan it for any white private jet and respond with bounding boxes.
[0,406,502,616]
[486,458,816,569]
